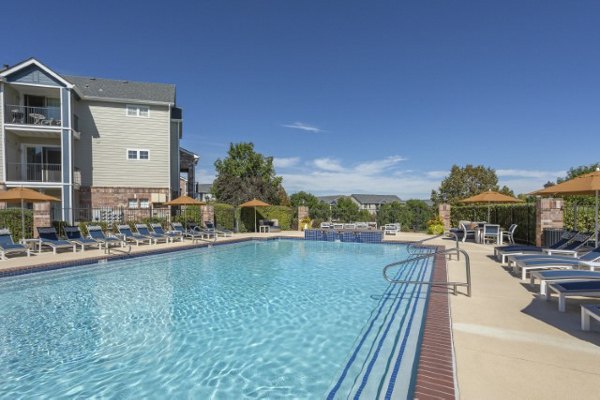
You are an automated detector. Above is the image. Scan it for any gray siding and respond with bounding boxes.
[170,121,180,193]
[6,65,65,87]
[78,100,171,188]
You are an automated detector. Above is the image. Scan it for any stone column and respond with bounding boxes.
[439,203,451,230]
[298,206,309,230]
[535,197,564,246]
[200,205,214,225]
[33,201,51,238]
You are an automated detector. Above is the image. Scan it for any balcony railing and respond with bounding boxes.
[4,105,61,126]
[6,162,62,182]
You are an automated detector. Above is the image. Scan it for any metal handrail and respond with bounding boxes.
[383,247,472,297]
[406,233,445,255]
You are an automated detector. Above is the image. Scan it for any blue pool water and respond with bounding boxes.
[0,240,433,399]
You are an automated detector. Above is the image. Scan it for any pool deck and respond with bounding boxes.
[1,231,599,399]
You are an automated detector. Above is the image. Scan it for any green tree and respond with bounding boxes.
[332,197,360,222]
[377,201,411,228]
[558,163,600,183]
[213,142,286,205]
[289,191,331,220]
[431,164,514,205]
[405,199,434,231]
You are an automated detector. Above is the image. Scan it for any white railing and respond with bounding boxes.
[5,162,62,182]
[4,105,61,126]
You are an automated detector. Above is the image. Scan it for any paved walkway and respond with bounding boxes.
[2,231,599,399]
[395,232,600,400]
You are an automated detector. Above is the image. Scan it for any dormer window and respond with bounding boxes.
[126,104,149,117]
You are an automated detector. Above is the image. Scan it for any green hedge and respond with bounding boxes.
[564,202,596,232]
[239,205,293,232]
[214,203,235,230]
[0,209,33,239]
[451,204,536,244]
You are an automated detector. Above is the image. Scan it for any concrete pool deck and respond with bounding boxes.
[1,231,599,399]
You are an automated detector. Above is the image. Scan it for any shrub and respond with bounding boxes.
[0,209,33,239]
[214,203,235,230]
[426,216,444,235]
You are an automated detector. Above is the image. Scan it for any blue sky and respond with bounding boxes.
[3,1,599,198]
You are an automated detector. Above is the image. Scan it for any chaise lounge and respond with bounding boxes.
[64,226,103,252]
[37,227,77,254]
[0,229,30,260]
[546,280,600,312]
[117,225,153,245]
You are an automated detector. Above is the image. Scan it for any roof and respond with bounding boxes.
[196,184,212,193]
[318,195,345,204]
[350,194,402,205]
[64,75,176,104]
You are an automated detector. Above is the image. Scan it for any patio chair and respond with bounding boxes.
[506,233,592,266]
[188,223,216,239]
[150,223,184,242]
[36,227,77,254]
[355,222,369,230]
[384,223,400,235]
[495,230,577,263]
[530,270,600,295]
[135,224,169,244]
[481,224,501,244]
[344,223,356,230]
[546,281,600,312]
[86,225,125,248]
[64,226,102,252]
[502,224,518,244]
[460,223,476,243]
[320,222,332,229]
[171,222,205,241]
[332,223,344,230]
[0,228,30,260]
[581,304,600,331]
[117,225,153,246]
[204,222,233,237]
[511,245,600,281]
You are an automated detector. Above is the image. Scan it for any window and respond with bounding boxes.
[126,104,150,117]
[126,149,150,160]
[139,199,149,209]
[128,199,138,208]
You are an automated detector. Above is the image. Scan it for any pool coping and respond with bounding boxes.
[0,236,458,399]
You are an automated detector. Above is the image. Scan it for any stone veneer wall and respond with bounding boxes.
[438,203,451,230]
[297,206,309,230]
[200,205,214,225]
[79,186,172,208]
[33,201,51,238]
[535,197,564,247]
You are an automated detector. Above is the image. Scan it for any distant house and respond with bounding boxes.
[350,194,403,215]
[317,195,345,205]
[196,183,214,202]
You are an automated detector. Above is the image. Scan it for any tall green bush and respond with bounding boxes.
[239,205,293,232]
[214,203,235,230]
[0,209,33,239]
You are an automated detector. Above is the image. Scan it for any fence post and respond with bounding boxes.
[200,205,215,225]
[535,197,564,247]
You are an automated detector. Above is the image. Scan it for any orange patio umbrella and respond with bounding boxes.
[239,199,270,232]
[0,187,60,240]
[531,168,600,246]
[164,195,206,228]
[459,189,523,222]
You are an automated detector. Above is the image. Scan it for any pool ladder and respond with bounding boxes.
[384,234,472,297]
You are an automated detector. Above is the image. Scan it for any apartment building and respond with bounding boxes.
[0,58,190,223]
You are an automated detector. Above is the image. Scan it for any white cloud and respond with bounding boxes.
[273,157,300,168]
[281,122,325,133]
[426,170,448,179]
[313,158,346,172]
[355,155,407,175]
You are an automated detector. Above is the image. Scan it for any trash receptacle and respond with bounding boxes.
[543,228,565,248]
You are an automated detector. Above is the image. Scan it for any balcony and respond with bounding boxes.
[4,105,61,126]
[6,162,62,183]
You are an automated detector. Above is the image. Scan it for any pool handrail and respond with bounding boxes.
[383,247,472,297]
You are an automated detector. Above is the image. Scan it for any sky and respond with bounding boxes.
[3,1,600,199]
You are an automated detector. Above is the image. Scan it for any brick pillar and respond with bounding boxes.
[298,206,309,231]
[535,197,564,246]
[33,201,51,238]
[439,203,451,231]
[200,205,214,225]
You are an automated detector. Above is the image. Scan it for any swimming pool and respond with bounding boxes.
[0,240,433,399]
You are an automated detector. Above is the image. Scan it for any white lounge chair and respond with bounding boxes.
[0,229,30,260]
[546,281,600,312]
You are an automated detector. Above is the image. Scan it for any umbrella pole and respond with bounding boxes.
[487,205,491,222]
[594,190,598,247]
[254,207,257,232]
[21,198,25,242]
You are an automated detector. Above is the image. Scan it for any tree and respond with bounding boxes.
[289,191,331,220]
[558,163,600,183]
[213,143,286,205]
[377,201,411,228]
[332,197,360,222]
[430,164,514,205]
[405,199,434,231]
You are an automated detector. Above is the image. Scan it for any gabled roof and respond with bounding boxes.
[318,195,345,204]
[0,57,74,88]
[351,194,402,205]
[64,75,176,105]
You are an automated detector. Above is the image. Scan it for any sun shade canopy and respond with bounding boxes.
[0,187,60,202]
[239,199,270,207]
[530,169,600,196]
[459,190,523,204]
[163,195,206,206]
